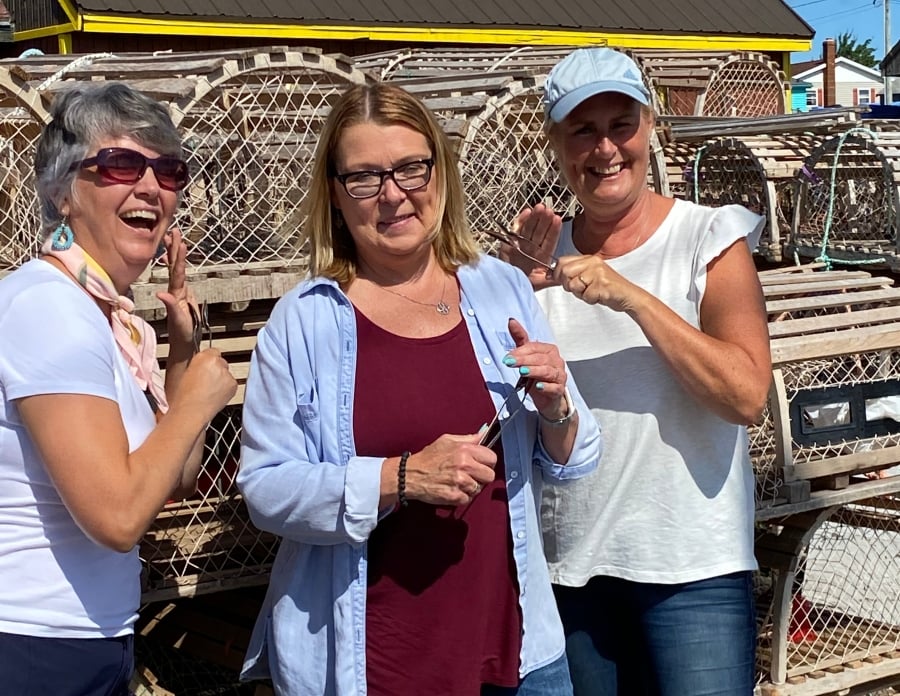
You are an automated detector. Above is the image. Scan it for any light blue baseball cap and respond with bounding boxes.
[544,47,651,123]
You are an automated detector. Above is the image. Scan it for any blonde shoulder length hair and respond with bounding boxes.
[303,83,480,284]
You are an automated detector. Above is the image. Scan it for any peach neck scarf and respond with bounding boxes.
[41,236,169,413]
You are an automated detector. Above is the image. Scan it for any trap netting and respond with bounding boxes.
[691,135,821,262]
[140,404,278,601]
[458,76,574,243]
[749,399,783,509]
[632,50,787,117]
[790,129,900,268]
[170,52,370,269]
[0,111,43,271]
[756,498,900,690]
[663,139,706,201]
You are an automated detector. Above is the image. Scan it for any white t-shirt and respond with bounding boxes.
[539,199,764,586]
[0,260,156,637]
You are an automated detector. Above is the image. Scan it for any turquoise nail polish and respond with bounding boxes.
[535,382,545,391]
[519,366,530,375]
[502,355,517,366]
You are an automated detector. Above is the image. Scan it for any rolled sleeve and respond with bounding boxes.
[534,372,601,482]
[238,292,382,546]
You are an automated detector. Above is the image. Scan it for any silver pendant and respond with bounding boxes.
[436,301,450,315]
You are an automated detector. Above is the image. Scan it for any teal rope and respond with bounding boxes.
[815,126,886,270]
[691,145,708,204]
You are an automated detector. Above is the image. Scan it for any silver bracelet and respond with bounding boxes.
[539,388,576,427]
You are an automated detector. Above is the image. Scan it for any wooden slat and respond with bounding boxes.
[759,270,873,285]
[768,306,900,338]
[765,288,900,314]
[763,277,894,298]
[769,325,900,364]
[156,334,258,359]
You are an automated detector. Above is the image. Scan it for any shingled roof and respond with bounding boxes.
[72,0,813,39]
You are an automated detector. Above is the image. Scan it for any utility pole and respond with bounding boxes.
[886,0,892,103]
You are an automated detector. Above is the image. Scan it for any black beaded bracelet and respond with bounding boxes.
[398,451,410,507]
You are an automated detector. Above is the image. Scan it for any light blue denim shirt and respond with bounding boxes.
[237,254,601,695]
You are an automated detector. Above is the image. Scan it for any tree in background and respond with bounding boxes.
[833,31,878,67]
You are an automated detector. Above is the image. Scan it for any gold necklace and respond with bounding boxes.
[377,275,451,315]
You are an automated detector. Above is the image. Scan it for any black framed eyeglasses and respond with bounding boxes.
[333,158,434,199]
[71,147,190,192]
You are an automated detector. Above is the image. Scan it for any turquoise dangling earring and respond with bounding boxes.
[50,218,74,251]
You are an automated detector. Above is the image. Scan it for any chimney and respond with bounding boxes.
[823,38,837,106]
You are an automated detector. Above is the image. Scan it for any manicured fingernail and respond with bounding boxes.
[502,355,517,366]
[519,366,530,375]
[535,382,545,391]
[479,423,488,433]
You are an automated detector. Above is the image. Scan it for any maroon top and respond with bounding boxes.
[352,307,523,694]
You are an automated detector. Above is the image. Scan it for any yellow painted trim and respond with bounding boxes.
[78,14,812,52]
[57,0,82,28]
[13,23,75,42]
[57,33,73,54]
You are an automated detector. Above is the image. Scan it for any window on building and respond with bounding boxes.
[858,90,871,105]
[806,91,818,107]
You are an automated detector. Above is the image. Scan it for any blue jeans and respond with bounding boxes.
[482,654,573,696]
[0,631,134,695]
[553,572,756,696]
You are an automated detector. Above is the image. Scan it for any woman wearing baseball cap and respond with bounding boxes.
[503,47,771,695]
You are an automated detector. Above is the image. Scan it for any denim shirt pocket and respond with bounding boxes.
[496,329,517,352]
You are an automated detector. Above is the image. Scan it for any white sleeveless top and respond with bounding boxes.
[538,199,764,585]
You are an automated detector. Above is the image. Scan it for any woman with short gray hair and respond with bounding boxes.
[0,81,236,694]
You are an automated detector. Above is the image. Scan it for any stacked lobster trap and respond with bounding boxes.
[630,49,787,118]
[354,44,579,81]
[142,302,279,601]
[750,265,900,693]
[788,129,900,271]
[8,44,900,694]
[688,135,820,262]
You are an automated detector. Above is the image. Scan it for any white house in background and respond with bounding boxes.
[792,56,884,108]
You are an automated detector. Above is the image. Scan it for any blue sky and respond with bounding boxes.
[787,0,898,62]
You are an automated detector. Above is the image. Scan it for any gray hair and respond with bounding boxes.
[33,81,183,235]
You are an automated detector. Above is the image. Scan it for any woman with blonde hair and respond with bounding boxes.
[238,82,601,695]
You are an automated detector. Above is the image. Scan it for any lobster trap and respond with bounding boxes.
[788,129,900,271]
[689,135,820,262]
[755,498,900,694]
[631,50,787,118]
[750,266,900,694]
[751,265,900,505]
